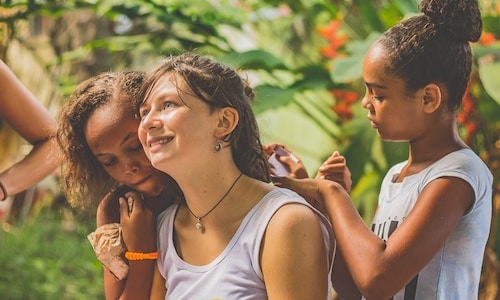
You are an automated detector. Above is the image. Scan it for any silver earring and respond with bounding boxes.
[215,141,222,152]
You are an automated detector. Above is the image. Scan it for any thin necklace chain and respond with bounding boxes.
[186,172,243,232]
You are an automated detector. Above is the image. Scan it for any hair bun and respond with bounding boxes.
[420,0,482,42]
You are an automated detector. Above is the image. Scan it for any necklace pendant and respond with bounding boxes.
[195,218,204,230]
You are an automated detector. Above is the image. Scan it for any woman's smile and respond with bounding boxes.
[148,136,174,152]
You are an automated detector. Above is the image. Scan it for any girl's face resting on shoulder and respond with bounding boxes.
[361,42,429,142]
[138,74,220,175]
[84,101,170,198]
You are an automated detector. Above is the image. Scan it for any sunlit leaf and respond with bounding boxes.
[252,85,297,114]
[478,60,500,105]
[257,106,338,174]
[219,50,287,70]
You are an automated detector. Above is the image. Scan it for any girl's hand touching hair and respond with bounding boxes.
[119,191,156,253]
[264,143,352,194]
[316,151,352,193]
[263,143,308,179]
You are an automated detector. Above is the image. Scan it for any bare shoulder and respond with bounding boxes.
[261,202,329,298]
[266,202,321,237]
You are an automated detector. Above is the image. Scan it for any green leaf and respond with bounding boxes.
[253,85,298,114]
[476,86,500,122]
[329,33,379,83]
[343,115,378,184]
[292,89,341,138]
[257,106,338,174]
[473,42,500,58]
[350,169,380,223]
[219,50,287,70]
[356,0,385,32]
[393,0,419,15]
[330,56,364,83]
[293,65,332,90]
[478,60,500,105]
[382,141,408,168]
[483,15,500,36]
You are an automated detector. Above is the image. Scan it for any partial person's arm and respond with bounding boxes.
[273,176,473,299]
[0,60,61,199]
[96,190,157,300]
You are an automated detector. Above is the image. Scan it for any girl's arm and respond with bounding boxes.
[273,177,472,299]
[149,265,167,300]
[0,60,61,198]
[261,203,329,299]
[97,191,157,300]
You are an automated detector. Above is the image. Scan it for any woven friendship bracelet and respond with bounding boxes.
[125,251,159,261]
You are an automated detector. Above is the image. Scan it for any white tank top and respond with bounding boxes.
[156,187,335,299]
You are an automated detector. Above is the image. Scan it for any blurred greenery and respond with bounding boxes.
[0,208,103,299]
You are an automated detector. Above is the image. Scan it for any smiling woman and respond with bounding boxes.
[135,53,335,300]
[57,71,181,300]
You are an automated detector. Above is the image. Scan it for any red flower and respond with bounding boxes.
[457,112,468,125]
[479,32,496,46]
[461,95,475,112]
[317,21,340,40]
[330,89,359,105]
[466,122,478,135]
[332,103,354,122]
[317,20,347,59]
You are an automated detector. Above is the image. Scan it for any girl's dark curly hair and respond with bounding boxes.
[139,53,270,183]
[57,71,145,209]
[377,0,482,109]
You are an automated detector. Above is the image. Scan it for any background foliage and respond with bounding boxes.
[0,0,499,298]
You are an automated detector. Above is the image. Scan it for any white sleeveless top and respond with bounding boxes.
[368,149,492,299]
[156,187,335,300]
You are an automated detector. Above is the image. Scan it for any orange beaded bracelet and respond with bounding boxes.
[125,251,159,261]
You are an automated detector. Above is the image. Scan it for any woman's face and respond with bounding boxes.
[84,101,171,197]
[137,74,219,176]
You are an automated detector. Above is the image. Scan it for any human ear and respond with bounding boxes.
[215,107,239,138]
[421,83,442,113]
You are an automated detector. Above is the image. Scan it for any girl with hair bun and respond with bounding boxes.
[274,0,492,299]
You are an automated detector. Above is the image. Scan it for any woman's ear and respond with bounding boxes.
[421,83,442,113]
[215,107,239,138]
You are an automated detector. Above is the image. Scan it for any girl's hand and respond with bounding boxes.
[119,191,156,252]
[271,176,328,215]
[316,151,352,193]
[263,143,308,179]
